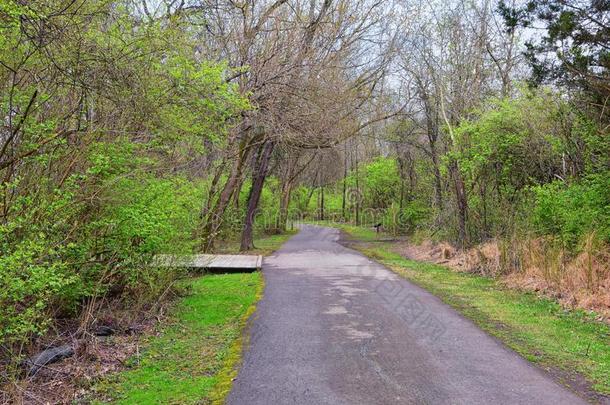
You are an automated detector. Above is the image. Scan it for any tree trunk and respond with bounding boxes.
[240,140,275,251]
[305,182,316,212]
[419,83,443,216]
[397,156,405,211]
[449,160,468,248]
[201,159,225,219]
[399,177,405,211]
[354,146,360,226]
[431,151,443,213]
[232,177,243,210]
[201,135,252,252]
[277,181,292,232]
[320,185,325,221]
[341,142,347,219]
[480,182,488,240]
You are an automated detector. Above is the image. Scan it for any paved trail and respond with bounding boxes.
[228,225,586,405]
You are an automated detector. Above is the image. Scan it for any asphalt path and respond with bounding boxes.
[227,225,587,405]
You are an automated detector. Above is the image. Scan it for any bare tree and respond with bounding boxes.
[179,0,397,250]
[393,0,524,246]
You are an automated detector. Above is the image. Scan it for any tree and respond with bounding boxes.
[391,0,526,246]
[0,0,248,356]
[183,0,396,250]
[500,0,610,120]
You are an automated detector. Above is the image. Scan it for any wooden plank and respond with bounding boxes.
[153,254,262,270]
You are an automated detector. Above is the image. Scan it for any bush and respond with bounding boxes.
[0,237,76,348]
[531,173,610,249]
[345,157,400,210]
[0,172,203,351]
[0,0,252,357]
[383,201,431,235]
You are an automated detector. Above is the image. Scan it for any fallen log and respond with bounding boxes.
[26,344,74,376]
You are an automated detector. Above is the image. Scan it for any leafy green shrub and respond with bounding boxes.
[343,157,400,210]
[0,171,204,350]
[383,201,431,235]
[531,173,610,249]
[0,237,76,348]
[0,0,250,364]
[102,177,201,256]
[452,88,608,244]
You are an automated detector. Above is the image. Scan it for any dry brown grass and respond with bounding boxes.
[396,232,610,320]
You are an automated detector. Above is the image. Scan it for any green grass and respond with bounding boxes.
[338,224,387,241]
[215,230,297,256]
[94,232,293,404]
[341,225,610,396]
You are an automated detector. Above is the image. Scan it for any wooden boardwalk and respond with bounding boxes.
[153,254,263,270]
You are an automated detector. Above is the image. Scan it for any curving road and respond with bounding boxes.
[227,225,586,405]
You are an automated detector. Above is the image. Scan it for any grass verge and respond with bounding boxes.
[93,232,293,404]
[215,231,296,256]
[340,225,610,398]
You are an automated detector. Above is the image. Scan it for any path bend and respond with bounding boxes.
[228,225,586,405]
